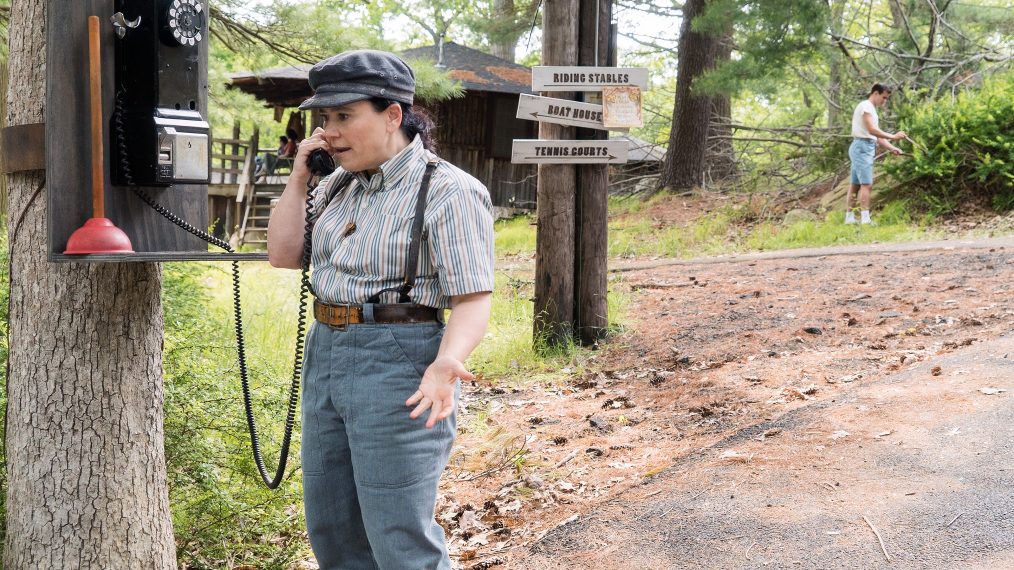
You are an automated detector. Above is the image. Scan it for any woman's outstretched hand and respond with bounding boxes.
[407,355,474,428]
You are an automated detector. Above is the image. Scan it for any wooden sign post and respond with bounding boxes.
[532,0,578,349]
[531,0,645,348]
[511,140,628,164]
[516,94,628,132]
[574,0,614,345]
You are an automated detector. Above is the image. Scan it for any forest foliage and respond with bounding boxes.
[622,0,1012,206]
[887,72,1014,212]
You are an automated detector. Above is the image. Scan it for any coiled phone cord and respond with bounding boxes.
[113,90,302,489]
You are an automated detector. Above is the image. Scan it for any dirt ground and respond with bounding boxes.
[438,235,1013,569]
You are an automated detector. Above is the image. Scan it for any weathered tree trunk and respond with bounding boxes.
[534,0,579,348]
[827,0,847,128]
[490,0,518,61]
[659,0,720,191]
[4,2,176,568]
[574,0,611,345]
[705,30,737,183]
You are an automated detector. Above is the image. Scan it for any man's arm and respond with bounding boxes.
[877,137,903,155]
[863,112,906,141]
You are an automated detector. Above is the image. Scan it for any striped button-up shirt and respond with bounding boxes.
[309,135,495,308]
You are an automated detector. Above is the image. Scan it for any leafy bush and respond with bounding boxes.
[887,72,1014,212]
[163,263,307,568]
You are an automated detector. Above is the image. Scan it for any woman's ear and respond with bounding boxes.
[385,103,404,134]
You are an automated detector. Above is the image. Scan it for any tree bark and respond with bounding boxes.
[574,0,610,345]
[827,0,847,128]
[659,0,719,191]
[4,2,176,568]
[490,0,518,61]
[704,30,736,182]
[534,0,579,348]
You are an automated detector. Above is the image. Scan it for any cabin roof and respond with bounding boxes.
[401,42,533,95]
[227,42,532,107]
[612,135,666,163]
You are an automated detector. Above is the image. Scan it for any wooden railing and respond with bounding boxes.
[211,127,258,204]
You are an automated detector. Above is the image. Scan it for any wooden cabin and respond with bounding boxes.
[224,43,538,217]
[400,42,538,210]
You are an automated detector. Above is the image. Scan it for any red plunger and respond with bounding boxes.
[65,15,134,255]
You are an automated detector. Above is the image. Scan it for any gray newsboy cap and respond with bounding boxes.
[299,50,416,110]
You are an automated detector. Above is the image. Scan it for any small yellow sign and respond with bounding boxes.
[602,86,643,128]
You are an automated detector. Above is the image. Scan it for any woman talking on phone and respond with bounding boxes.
[266,50,494,569]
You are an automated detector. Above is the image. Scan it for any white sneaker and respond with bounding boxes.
[860,211,872,224]
[845,211,857,225]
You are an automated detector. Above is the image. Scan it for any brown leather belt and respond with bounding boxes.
[313,300,441,328]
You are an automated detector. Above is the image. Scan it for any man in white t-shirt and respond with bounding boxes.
[847,84,906,224]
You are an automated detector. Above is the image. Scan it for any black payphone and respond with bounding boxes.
[110,0,210,187]
[96,2,298,490]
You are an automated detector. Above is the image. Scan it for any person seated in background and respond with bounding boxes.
[255,135,291,180]
[268,129,300,176]
[281,128,299,158]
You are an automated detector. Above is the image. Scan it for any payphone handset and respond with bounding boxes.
[111,0,210,187]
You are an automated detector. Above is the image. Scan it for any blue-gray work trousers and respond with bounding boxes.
[301,314,457,570]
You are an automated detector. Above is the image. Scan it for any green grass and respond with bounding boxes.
[495,199,944,261]
[199,263,629,384]
[203,262,303,381]
[744,201,931,251]
[494,215,537,257]
[608,192,671,216]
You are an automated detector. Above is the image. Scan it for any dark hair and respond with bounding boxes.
[869,83,893,95]
[369,98,438,152]
[286,128,299,139]
[279,135,289,143]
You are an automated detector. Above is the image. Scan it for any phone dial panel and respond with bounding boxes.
[111,0,210,187]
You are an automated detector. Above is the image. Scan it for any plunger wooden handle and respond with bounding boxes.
[88,16,104,219]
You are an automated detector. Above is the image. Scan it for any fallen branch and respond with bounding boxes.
[457,437,528,482]
[862,515,891,562]
[945,512,964,528]
[831,34,954,64]
[553,449,580,469]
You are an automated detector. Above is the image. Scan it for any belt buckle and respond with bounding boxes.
[334,303,352,330]
[320,302,353,330]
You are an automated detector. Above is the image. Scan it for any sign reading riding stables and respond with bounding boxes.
[532,66,650,91]
[511,139,629,164]
[515,94,628,132]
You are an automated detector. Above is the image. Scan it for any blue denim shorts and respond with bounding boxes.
[849,138,876,185]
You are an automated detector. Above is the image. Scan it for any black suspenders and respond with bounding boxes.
[366,159,440,304]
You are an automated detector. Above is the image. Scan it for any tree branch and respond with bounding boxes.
[618,31,678,54]
[209,6,319,64]
[707,135,821,148]
[890,0,923,55]
[615,0,683,19]
[833,38,865,78]
[722,122,837,134]
[831,34,955,64]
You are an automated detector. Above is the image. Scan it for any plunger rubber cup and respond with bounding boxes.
[64,217,135,254]
[64,17,135,256]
